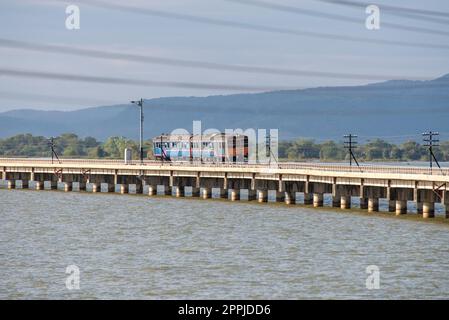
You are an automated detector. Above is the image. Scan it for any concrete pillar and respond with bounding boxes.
[444,205,449,219]
[201,187,211,199]
[417,202,424,214]
[29,180,41,190]
[147,185,156,196]
[220,188,228,199]
[340,196,350,209]
[359,198,368,210]
[248,189,257,201]
[395,200,407,216]
[229,189,240,201]
[44,181,56,190]
[257,190,267,203]
[128,184,141,194]
[275,191,285,202]
[313,193,323,207]
[6,180,15,189]
[159,185,171,196]
[284,192,296,205]
[191,187,200,197]
[101,183,113,193]
[115,184,128,194]
[423,202,435,218]
[86,183,98,193]
[304,193,313,205]
[332,196,341,208]
[72,182,85,192]
[388,200,396,212]
[368,198,379,212]
[15,180,28,189]
[173,186,184,197]
[57,181,71,192]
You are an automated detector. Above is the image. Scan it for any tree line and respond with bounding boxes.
[1,133,449,162]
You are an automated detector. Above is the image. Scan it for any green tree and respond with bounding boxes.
[319,141,345,161]
[400,141,426,161]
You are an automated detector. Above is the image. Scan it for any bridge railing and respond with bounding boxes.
[0,158,447,176]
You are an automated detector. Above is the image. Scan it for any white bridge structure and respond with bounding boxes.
[1,158,448,219]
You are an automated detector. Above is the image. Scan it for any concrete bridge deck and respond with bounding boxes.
[1,158,448,219]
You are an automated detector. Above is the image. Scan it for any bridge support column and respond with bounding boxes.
[15,180,28,189]
[313,193,323,207]
[257,190,267,203]
[229,189,240,201]
[29,180,42,190]
[395,200,407,216]
[115,184,128,194]
[86,183,98,193]
[6,180,15,189]
[416,202,424,214]
[173,186,184,198]
[248,189,257,201]
[147,185,156,196]
[340,196,350,209]
[218,188,227,199]
[304,193,313,205]
[388,200,396,213]
[332,196,341,208]
[191,187,200,197]
[368,198,379,212]
[101,183,113,193]
[72,182,85,192]
[128,184,142,194]
[275,191,285,202]
[359,198,368,210]
[284,192,296,205]
[160,185,171,196]
[44,181,56,190]
[423,202,435,219]
[57,181,72,192]
[201,187,211,199]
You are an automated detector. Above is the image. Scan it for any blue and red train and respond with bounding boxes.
[152,133,249,163]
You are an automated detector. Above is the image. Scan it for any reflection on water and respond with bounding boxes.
[1,189,449,299]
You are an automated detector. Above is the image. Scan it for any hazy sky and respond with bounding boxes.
[1,0,448,111]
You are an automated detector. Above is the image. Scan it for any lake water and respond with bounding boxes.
[1,189,449,299]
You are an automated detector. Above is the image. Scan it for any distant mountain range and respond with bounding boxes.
[1,74,448,142]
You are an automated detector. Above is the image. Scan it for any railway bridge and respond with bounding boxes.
[1,158,448,219]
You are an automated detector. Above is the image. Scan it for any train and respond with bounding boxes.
[152,133,249,163]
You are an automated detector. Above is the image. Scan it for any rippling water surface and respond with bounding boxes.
[1,189,449,299]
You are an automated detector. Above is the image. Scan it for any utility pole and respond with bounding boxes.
[131,98,144,164]
[48,137,61,164]
[266,132,271,165]
[423,131,442,175]
[344,134,360,168]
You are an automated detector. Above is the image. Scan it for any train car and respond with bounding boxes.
[152,133,248,163]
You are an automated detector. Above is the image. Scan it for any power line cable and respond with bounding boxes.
[62,0,449,51]
[314,0,449,19]
[0,67,303,92]
[0,38,435,81]
[223,0,449,37]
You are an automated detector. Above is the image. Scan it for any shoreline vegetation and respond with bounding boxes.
[1,133,449,162]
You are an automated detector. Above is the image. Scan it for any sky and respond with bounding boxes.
[0,0,448,111]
